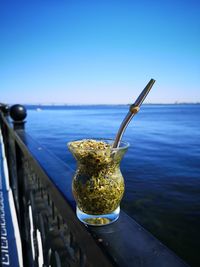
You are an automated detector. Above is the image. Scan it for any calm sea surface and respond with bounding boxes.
[26,104,200,266]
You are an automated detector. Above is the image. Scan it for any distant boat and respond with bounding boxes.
[36,108,42,111]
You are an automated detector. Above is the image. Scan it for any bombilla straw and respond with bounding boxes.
[112,79,156,148]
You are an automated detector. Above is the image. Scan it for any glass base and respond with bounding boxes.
[76,206,120,226]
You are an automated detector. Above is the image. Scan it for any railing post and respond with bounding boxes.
[10,104,27,130]
[0,103,10,162]
[9,104,27,220]
[0,103,10,117]
[9,104,34,266]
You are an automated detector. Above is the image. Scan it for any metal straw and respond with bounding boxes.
[112,79,156,148]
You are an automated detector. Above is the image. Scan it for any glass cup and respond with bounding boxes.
[67,138,129,226]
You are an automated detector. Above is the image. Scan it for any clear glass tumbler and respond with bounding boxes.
[68,138,129,226]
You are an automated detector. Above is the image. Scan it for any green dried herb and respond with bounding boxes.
[84,217,111,225]
[68,139,125,215]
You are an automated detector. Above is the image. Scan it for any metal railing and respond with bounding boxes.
[0,104,188,267]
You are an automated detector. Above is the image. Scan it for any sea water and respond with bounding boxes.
[26,104,200,266]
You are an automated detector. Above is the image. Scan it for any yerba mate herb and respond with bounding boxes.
[68,139,125,215]
[84,217,111,225]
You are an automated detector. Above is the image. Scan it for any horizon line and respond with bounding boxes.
[4,102,200,106]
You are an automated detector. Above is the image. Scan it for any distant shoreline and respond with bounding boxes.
[7,103,200,107]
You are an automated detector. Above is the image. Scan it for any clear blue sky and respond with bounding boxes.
[0,0,199,104]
